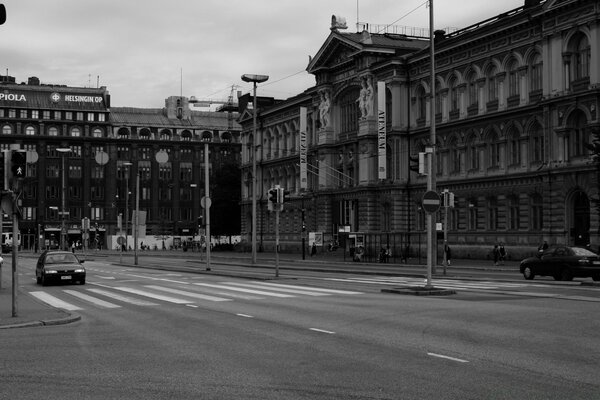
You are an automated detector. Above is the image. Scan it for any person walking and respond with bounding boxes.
[492,244,500,266]
[311,242,317,257]
[444,244,451,266]
[499,243,507,265]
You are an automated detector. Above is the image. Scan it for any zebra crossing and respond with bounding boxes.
[28,280,364,312]
[322,276,536,291]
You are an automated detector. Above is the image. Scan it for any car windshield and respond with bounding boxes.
[571,247,597,257]
[45,253,78,264]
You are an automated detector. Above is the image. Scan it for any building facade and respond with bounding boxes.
[239,0,600,260]
[0,77,241,251]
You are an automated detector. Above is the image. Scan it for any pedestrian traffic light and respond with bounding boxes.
[197,215,204,228]
[11,150,26,179]
[281,189,290,203]
[409,154,420,173]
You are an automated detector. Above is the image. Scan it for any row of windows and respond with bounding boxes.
[416,32,591,119]
[2,124,104,137]
[414,194,543,232]
[0,108,106,122]
[22,206,195,224]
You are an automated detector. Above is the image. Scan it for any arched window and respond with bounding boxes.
[508,195,520,230]
[574,33,590,80]
[508,127,521,166]
[530,123,545,163]
[25,126,36,135]
[568,110,588,157]
[181,130,192,142]
[71,127,81,137]
[448,76,459,113]
[2,124,12,135]
[508,59,520,97]
[48,127,58,136]
[487,65,498,102]
[448,137,461,174]
[339,88,360,134]
[434,81,442,116]
[530,53,543,92]
[487,131,500,168]
[159,129,171,141]
[139,128,151,139]
[117,127,129,139]
[467,72,478,107]
[466,134,479,171]
[92,128,103,138]
[416,86,427,120]
[417,86,427,120]
[488,197,499,231]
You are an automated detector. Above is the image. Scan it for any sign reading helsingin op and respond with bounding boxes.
[377,81,386,180]
[299,107,308,190]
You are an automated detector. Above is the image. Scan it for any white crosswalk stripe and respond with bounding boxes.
[27,280,364,312]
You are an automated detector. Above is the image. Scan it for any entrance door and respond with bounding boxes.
[572,191,590,246]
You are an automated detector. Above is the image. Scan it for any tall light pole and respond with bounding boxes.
[202,138,212,271]
[241,73,269,264]
[426,0,437,288]
[123,161,132,252]
[56,147,71,251]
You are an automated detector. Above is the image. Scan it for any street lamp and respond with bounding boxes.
[56,147,71,251]
[241,73,269,264]
[201,136,212,271]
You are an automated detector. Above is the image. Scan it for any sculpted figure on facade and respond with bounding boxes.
[358,75,374,118]
[318,89,331,129]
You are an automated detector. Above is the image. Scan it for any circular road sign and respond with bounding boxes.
[201,196,212,209]
[422,190,441,214]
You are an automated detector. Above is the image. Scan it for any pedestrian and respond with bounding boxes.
[311,242,317,257]
[492,244,500,266]
[499,243,507,265]
[379,247,386,263]
[71,241,76,253]
[538,240,548,254]
[385,246,391,263]
[444,244,451,266]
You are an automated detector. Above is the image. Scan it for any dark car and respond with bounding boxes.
[520,246,600,281]
[35,250,86,286]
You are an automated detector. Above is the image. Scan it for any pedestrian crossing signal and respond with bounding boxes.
[11,150,26,179]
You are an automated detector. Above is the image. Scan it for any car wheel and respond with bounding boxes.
[560,268,573,281]
[79,278,86,285]
[523,266,535,280]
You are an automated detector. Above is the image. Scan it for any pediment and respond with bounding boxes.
[307,32,362,74]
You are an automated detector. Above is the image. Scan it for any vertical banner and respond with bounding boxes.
[377,81,387,180]
[299,107,308,190]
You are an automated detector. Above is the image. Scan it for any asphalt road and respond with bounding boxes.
[1,257,599,399]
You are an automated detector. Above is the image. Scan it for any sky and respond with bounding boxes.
[1,0,526,108]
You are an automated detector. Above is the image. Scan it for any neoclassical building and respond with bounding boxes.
[239,0,600,260]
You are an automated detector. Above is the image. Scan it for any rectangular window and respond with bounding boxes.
[31,110,39,119]
[87,113,95,122]
[54,111,61,120]
[76,112,84,121]
[43,110,51,119]
[91,207,104,220]
[9,109,16,118]
[91,186,104,200]
[91,166,104,179]
[65,112,73,120]
[97,113,106,122]
[20,110,28,118]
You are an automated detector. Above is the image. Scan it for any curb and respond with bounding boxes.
[0,314,81,329]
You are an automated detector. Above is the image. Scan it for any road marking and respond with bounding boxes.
[186,304,199,308]
[236,313,254,318]
[110,287,194,304]
[247,281,364,295]
[63,290,121,309]
[29,291,83,311]
[309,328,336,334]
[223,282,331,296]
[193,283,295,298]
[145,285,232,302]
[86,288,159,306]
[427,352,469,363]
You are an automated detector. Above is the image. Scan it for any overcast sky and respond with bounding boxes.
[1,0,525,108]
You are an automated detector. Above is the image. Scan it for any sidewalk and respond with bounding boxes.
[0,257,80,329]
[0,249,519,330]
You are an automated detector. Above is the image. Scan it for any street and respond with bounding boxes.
[1,256,599,399]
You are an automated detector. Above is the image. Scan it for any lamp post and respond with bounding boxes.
[241,73,269,264]
[123,162,132,253]
[56,147,71,251]
[202,139,211,271]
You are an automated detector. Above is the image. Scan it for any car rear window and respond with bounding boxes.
[45,254,78,264]
[571,247,597,256]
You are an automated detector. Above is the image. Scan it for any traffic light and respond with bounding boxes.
[277,188,290,203]
[409,154,420,173]
[197,215,204,228]
[11,150,26,179]
[268,188,278,204]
